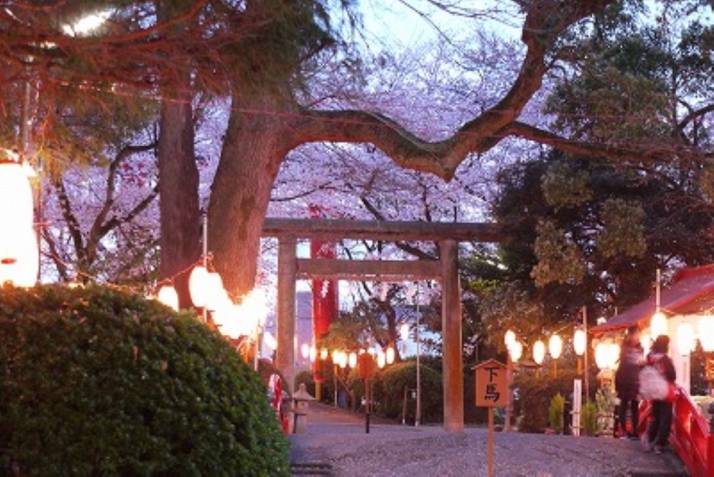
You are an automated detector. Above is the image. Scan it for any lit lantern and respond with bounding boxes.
[348,352,357,368]
[504,329,516,349]
[320,348,328,360]
[595,342,609,370]
[699,315,714,352]
[549,334,563,360]
[607,343,621,369]
[242,288,269,327]
[157,285,179,311]
[204,272,226,311]
[0,160,34,231]
[400,323,410,342]
[338,352,347,369]
[0,228,39,287]
[309,345,317,362]
[676,322,695,355]
[509,341,523,362]
[640,332,652,356]
[331,349,339,362]
[301,343,310,360]
[263,332,277,350]
[386,346,395,365]
[533,340,546,365]
[650,311,668,337]
[188,265,210,307]
[377,350,386,368]
[573,329,587,356]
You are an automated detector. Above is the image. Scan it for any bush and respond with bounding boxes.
[581,401,598,436]
[548,393,565,433]
[0,285,289,476]
[513,368,580,433]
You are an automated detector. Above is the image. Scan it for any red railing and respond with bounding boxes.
[639,388,713,477]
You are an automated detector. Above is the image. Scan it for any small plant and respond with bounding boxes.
[549,393,565,433]
[581,401,599,436]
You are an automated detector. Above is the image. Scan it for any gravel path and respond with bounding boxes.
[289,403,685,477]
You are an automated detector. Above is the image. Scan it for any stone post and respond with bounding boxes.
[440,240,464,433]
[276,237,297,394]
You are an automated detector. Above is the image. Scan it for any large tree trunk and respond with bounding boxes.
[208,89,290,297]
[158,95,200,307]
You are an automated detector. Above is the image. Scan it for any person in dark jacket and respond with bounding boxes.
[644,335,676,454]
[615,325,643,439]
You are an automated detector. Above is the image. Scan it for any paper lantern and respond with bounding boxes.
[320,348,328,360]
[301,343,310,360]
[400,323,410,342]
[157,285,179,311]
[377,350,386,368]
[676,322,695,355]
[573,329,587,356]
[549,334,563,360]
[386,346,395,365]
[348,352,357,368]
[188,265,210,307]
[504,329,516,349]
[595,342,609,370]
[204,272,226,311]
[640,332,652,356]
[0,160,34,231]
[309,345,317,362]
[263,332,277,350]
[242,288,269,327]
[509,341,523,362]
[650,311,668,337]
[338,351,347,369]
[331,349,339,362]
[533,340,546,365]
[607,343,621,369]
[698,315,714,352]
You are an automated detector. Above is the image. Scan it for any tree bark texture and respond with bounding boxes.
[158,96,200,307]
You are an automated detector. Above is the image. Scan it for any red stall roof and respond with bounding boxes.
[592,264,714,335]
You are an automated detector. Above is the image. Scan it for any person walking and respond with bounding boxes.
[641,335,677,454]
[615,325,643,439]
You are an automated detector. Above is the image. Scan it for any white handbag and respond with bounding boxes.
[638,365,669,401]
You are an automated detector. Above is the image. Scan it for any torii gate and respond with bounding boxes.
[262,218,501,433]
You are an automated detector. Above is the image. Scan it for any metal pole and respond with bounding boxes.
[415,283,421,427]
[656,268,661,310]
[583,306,590,403]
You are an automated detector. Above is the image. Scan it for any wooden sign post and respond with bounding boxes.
[475,359,507,477]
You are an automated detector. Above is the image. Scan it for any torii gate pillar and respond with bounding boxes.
[440,239,464,433]
[276,236,297,393]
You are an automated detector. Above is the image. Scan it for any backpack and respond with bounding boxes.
[638,365,676,401]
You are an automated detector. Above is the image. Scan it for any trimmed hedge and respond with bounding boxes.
[0,285,289,476]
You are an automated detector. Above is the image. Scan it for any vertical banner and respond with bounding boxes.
[572,378,582,436]
[309,205,338,386]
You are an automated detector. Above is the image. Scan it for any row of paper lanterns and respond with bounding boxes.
[648,311,714,354]
[0,158,39,287]
[504,329,577,365]
[155,265,269,340]
[300,344,396,369]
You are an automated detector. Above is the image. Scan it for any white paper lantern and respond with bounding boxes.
[300,343,310,360]
[348,352,357,368]
[377,350,386,368]
[320,348,328,360]
[504,329,516,349]
[650,311,668,337]
[157,285,179,311]
[263,331,277,350]
[188,266,210,307]
[676,322,695,355]
[607,343,621,369]
[0,161,34,231]
[549,334,563,360]
[698,315,714,352]
[309,345,317,362]
[573,329,587,356]
[533,340,546,365]
[386,346,395,365]
[595,342,609,370]
[204,272,226,311]
[509,341,523,362]
[640,332,652,356]
[242,288,269,327]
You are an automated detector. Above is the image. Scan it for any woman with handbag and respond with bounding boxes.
[639,335,677,454]
[615,326,643,439]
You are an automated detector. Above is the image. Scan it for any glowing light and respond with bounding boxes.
[62,10,111,36]
[349,352,357,368]
[188,265,210,307]
[549,334,563,360]
[573,329,587,356]
[377,350,386,368]
[0,161,33,231]
[157,285,179,311]
[400,323,410,342]
[504,329,516,349]
[386,346,395,365]
[595,342,609,370]
[309,345,317,362]
[320,348,328,360]
[204,272,226,311]
[640,332,652,356]
[698,315,714,352]
[0,228,39,287]
[301,343,310,360]
[608,343,621,369]
[650,311,668,337]
[533,340,546,365]
[509,341,523,362]
[242,288,269,327]
[263,332,277,350]
[677,322,695,355]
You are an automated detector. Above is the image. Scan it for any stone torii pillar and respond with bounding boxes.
[440,239,464,433]
[275,236,297,394]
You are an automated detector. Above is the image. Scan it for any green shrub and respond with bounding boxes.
[513,368,580,433]
[581,401,598,436]
[548,393,565,433]
[0,285,289,476]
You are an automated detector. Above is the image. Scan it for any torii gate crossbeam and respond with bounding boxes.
[262,218,501,433]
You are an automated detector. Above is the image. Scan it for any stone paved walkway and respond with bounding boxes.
[290,403,686,477]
